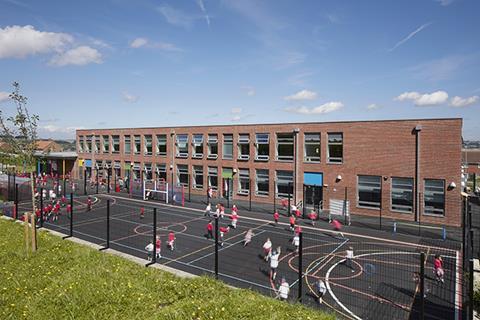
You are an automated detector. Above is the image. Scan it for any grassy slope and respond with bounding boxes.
[0,219,333,320]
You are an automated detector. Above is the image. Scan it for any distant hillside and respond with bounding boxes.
[54,140,76,151]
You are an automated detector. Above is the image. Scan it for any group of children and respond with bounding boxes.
[145,232,176,260]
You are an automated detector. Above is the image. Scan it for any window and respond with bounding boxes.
[124,136,131,155]
[328,133,343,163]
[155,163,167,181]
[223,134,233,159]
[193,166,203,189]
[424,179,445,216]
[357,175,381,209]
[112,135,120,153]
[85,135,92,153]
[113,161,121,177]
[134,135,141,155]
[94,136,100,153]
[78,136,84,153]
[156,135,167,156]
[144,135,153,156]
[255,133,269,161]
[276,133,294,161]
[237,134,250,160]
[207,134,218,159]
[192,134,204,158]
[208,167,218,190]
[391,177,413,213]
[132,162,141,180]
[304,133,320,162]
[276,170,293,197]
[144,163,153,180]
[176,134,188,158]
[238,169,250,195]
[102,135,110,153]
[177,165,189,187]
[256,169,269,196]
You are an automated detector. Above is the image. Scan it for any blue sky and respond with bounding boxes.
[0,0,479,139]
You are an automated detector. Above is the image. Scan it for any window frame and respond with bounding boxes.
[237,134,250,161]
[207,134,218,159]
[276,170,293,197]
[304,133,321,162]
[102,135,110,153]
[176,164,189,187]
[276,133,294,161]
[193,165,204,189]
[357,175,382,210]
[192,134,204,159]
[176,134,189,158]
[327,133,343,164]
[112,135,120,154]
[255,133,270,161]
[208,166,218,190]
[144,135,153,156]
[124,135,131,155]
[134,135,141,155]
[423,179,445,216]
[156,134,167,156]
[390,177,414,214]
[222,134,233,160]
[155,163,167,181]
[237,168,250,195]
[255,169,269,196]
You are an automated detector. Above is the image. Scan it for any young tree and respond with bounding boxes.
[0,82,39,216]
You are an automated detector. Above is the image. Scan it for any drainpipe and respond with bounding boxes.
[414,125,422,222]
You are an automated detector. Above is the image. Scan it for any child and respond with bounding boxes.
[232,204,238,214]
[219,204,225,219]
[263,238,272,261]
[219,226,230,247]
[433,255,444,283]
[206,220,214,240]
[244,229,254,247]
[316,279,327,304]
[308,210,318,226]
[214,204,221,218]
[292,233,300,253]
[345,247,354,272]
[87,196,92,212]
[61,195,67,207]
[167,231,176,251]
[140,207,145,219]
[273,211,280,226]
[332,219,344,238]
[289,215,296,232]
[270,247,281,280]
[278,278,290,301]
[230,211,238,229]
[155,236,162,259]
[205,203,212,217]
[145,241,154,261]
[66,203,72,216]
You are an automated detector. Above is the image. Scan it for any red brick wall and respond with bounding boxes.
[75,118,463,226]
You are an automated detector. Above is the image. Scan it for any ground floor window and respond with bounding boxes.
[391,177,413,213]
[155,163,167,181]
[176,165,189,187]
[133,162,141,180]
[424,179,445,216]
[238,169,250,195]
[276,170,293,197]
[144,163,152,180]
[256,169,269,196]
[357,175,381,209]
[193,166,203,189]
[208,167,218,190]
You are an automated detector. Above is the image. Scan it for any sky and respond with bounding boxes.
[0,0,479,140]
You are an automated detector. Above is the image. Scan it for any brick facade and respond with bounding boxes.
[75,118,463,227]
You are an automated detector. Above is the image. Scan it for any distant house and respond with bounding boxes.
[35,140,63,153]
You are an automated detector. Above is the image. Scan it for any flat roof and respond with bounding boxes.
[34,151,78,159]
[76,117,462,132]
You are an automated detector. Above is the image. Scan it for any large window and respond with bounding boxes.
[237,134,250,160]
[327,133,343,163]
[144,163,153,180]
[424,179,445,216]
[357,175,381,209]
[256,169,269,196]
[177,164,189,186]
[134,135,141,155]
[124,136,131,155]
[112,135,120,153]
[155,163,167,181]
[276,133,294,161]
[102,135,110,153]
[132,162,141,180]
[276,170,293,197]
[78,136,84,153]
[85,135,92,152]
[223,134,233,159]
[144,135,153,156]
[208,167,218,190]
[176,134,188,158]
[255,133,269,161]
[156,135,167,156]
[238,169,250,195]
[208,134,218,159]
[304,133,320,162]
[193,166,203,189]
[192,134,204,158]
[94,136,100,153]
[391,177,413,213]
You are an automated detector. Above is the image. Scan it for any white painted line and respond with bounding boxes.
[454,250,461,320]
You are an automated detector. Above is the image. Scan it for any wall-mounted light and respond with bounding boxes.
[233,168,238,175]
[336,175,342,182]
[448,181,456,190]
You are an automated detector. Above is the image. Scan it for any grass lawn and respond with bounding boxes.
[0,218,333,320]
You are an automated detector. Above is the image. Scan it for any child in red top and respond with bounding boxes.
[433,255,444,283]
[219,226,230,247]
[140,207,145,219]
[219,204,225,219]
[35,208,41,218]
[232,204,238,213]
[86,197,92,212]
[332,219,344,238]
[308,210,318,226]
[273,211,280,226]
[61,195,67,207]
[230,211,238,229]
[66,204,72,215]
[155,236,161,259]
[167,231,175,251]
[289,216,296,231]
[206,221,214,239]
[295,208,302,218]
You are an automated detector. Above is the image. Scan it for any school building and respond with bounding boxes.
[75,118,463,227]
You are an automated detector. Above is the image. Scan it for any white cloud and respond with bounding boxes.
[241,86,255,96]
[395,90,449,106]
[196,0,211,27]
[49,46,102,66]
[285,101,344,115]
[39,125,83,133]
[231,115,242,121]
[157,5,194,28]
[367,103,381,110]
[231,107,242,114]
[0,25,72,59]
[284,89,318,101]
[122,92,139,103]
[130,37,148,48]
[0,92,10,103]
[389,22,432,52]
[450,95,479,108]
[435,0,454,6]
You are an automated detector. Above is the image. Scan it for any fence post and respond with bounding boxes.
[226,178,230,209]
[15,184,18,219]
[7,172,11,201]
[188,173,191,202]
[288,183,291,216]
[146,208,157,267]
[420,252,425,320]
[215,217,219,280]
[96,169,99,194]
[63,178,66,197]
[249,178,252,211]
[40,188,44,228]
[302,184,306,218]
[107,169,110,194]
[343,187,348,225]
[84,168,87,196]
[100,200,110,250]
[469,250,474,320]
[297,231,303,302]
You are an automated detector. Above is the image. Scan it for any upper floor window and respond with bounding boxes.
[237,134,250,160]
[357,175,381,209]
[144,135,153,156]
[391,177,413,213]
[102,135,110,153]
[223,134,233,159]
[327,133,343,163]
[255,133,269,161]
[304,133,320,162]
[85,135,92,153]
[208,134,218,159]
[156,134,167,156]
[424,179,445,216]
[112,135,120,153]
[78,136,84,153]
[276,133,294,161]
[134,135,141,155]
[94,136,100,154]
[192,134,204,158]
[124,136,131,155]
[176,134,188,158]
